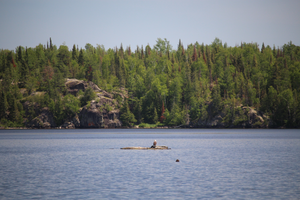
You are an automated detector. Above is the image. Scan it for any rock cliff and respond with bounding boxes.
[24,78,124,129]
[23,102,56,128]
[64,79,123,128]
[190,105,270,128]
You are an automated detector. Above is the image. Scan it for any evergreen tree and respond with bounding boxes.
[78,49,84,65]
[80,87,96,106]
[261,42,265,53]
[192,45,198,61]
[211,84,222,116]
[133,98,143,124]
[160,101,166,123]
[0,91,9,119]
[54,94,64,125]
[72,44,78,61]
[50,37,53,50]
[0,38,299,128]
[153,107,158,123]
[120,99,136,127]
[9,98,20,123]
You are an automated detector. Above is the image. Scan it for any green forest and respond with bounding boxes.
[0,38,300,128]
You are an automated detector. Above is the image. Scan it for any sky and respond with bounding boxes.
[1,0,300,51]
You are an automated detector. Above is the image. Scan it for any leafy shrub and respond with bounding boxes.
[63,94,80,118]
[139,123,157,128]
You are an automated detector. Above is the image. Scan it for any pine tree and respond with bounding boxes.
[133,98,143,124]
[202,49,207,64]
[119,44,124,58]
[153,107,158,123]
[141,45,144,59]
[0,91,9,119]
[160,101,166,123]
[146,45,151,57]
[211,84,222,116]
[72,44,78,60]
[206,47,213,88]
[78,49,84,65]
[54,95,64,125]
[198,46,202,58]
[261,42,265,53]
[9,98,20,122]
[120,99,136,127]
[128,46,131,56]
[192,45,198,61]
[17,46,28,82]
[50,37,53,50]
[17,46,22,63]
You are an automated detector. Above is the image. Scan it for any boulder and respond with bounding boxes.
[65,79,87,96]
[79,104,104,128]
[72,114,81,128]
[66,78,109,96]
[78,100,122,128]
[206,114,225,127]
[26,107,56,128]
[106,119,122,128]
[61,121,75,129]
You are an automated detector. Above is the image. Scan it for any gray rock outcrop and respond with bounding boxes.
[79,102,104,128]
[23,78,125,129]
[77,100,122,128]
[25,107,56,128]
[191,105,270,128]
[63,79,124,128]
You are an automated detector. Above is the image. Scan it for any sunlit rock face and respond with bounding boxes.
[23,78,125,129]
[64,79,124,128]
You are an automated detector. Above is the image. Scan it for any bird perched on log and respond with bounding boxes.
[151,140,157,148]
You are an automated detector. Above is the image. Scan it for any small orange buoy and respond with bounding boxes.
[176,159,180,162]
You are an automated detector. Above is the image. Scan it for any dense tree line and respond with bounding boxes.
[0,38,300,128]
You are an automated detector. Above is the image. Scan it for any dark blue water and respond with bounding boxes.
[0,129,299,199]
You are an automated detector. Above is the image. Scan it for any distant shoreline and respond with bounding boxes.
[0,126,294,130]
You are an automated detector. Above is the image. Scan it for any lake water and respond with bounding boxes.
[0,129,299,199]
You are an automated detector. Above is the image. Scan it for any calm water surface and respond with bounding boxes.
[0,129,299,199]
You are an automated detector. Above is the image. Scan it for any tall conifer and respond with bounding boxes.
[72,44,77,60]
[50,37,53,50]
[192,45,197,61]
[261,42,265,53]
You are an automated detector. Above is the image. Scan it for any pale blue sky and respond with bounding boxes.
[1,0,299,51]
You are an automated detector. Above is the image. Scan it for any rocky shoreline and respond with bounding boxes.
[2,78,293,130]
[0,126,289,130]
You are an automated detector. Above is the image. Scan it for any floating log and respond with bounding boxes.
[121,146,170,150]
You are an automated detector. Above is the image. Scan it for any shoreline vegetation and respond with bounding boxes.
[0,127,295,130]
[1,38,300,129]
